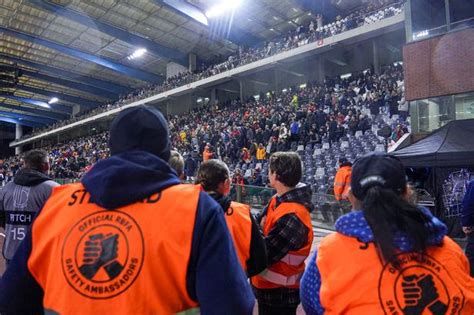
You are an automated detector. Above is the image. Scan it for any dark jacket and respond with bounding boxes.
[0,151,254,315]
[184,156,197,177]
[208,192,267,277]
[0,168,58,260]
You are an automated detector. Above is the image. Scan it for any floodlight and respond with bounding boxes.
[205,0,243,18]
[127,48,147,60]
[48,97,59,104]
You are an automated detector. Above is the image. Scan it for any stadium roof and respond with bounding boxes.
[0,0,356,127]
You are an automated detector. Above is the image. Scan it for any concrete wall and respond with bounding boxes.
[167,94,196,115]
[166,62,188,78]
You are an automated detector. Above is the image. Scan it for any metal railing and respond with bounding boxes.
[232,184,348,226]
[51,180,345,226]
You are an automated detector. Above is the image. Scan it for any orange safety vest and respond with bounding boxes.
[317,233,474,314]
[27,183,201,315]
[224,201,252,273]
[252,196,313,289]
[334,166,351,201]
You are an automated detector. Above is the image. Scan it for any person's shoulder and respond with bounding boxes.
[43,180,60,188]
[318,232,354,254]
[437,236,466,256]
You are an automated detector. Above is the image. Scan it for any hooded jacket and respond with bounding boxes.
[0,151,254,315]
[300,209,473,315]
[0,168,58,260]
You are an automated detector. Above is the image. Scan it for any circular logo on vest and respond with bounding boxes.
[61,210,144,299]
[378,253,465,314]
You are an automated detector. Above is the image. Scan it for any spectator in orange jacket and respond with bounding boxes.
[334,157,352,201]
[256,143,266,162]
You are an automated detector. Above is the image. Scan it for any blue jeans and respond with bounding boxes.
[466,234,474,277]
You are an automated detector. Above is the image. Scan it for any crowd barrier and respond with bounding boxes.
[232,184,347,226]
[21,181,470,246]
[52,180,345,226]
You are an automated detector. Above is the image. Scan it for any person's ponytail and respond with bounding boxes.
[362,185,431,267]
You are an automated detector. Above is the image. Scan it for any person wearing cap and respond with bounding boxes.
[196,159,267,277]
[0,105,254,315]
[333,157,352,201]
[252,152,314,315]
[300,153,474,315]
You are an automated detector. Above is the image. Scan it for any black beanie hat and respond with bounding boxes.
[109,105,170,161]
[351,153,407,200]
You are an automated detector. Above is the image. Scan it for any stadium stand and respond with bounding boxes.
[2,64,408,185]
[13,0,404,142]
[2,0,474,313]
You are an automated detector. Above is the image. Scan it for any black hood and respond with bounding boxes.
[13,168,53,186]
[82,150,180,209]
[208,192,231,212]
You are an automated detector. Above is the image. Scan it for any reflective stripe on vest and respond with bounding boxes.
[28,183,201,315]
[251,196,313,289]
[280,253,307,265]
[258,269,303,286]
[316,233,474,314]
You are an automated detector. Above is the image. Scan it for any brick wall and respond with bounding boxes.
[404,28,474,101]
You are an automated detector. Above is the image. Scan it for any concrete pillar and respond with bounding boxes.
[72,104,81,116]
[444,0,451,31]
[239,80,244,102]
[317,57,325,83]
[404,0,413,42]
[274,68,279,92]
[167,62,188,78]
[210,88,217,106]
[15,124,23,155]
[372,40,380,75]
[188,53,197,72]
[428,100,440,131]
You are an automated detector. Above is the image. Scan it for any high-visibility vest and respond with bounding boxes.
[252,196,313,289]
[317,233,474,314]
[224,201,252,273]
[334,166,351,201]
[28,183,201,315]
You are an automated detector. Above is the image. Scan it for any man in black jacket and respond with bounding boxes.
[0,150,58,264]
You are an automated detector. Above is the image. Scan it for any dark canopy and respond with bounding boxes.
[392,119,474,167]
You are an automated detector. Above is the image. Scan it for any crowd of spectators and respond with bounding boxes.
[1,63,408,184]
[16,0,404,141]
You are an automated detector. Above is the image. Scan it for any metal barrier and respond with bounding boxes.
[233,185,347,226]
[50,181,345,226]
[232,184,275,210]
[55,178,77,185]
